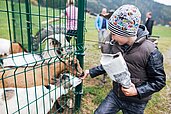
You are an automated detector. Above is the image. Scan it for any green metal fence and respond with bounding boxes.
[0,0,86,113]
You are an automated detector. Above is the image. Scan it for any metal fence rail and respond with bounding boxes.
[0,0,86,113]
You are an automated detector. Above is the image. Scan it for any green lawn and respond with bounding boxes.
[1,1,171,114]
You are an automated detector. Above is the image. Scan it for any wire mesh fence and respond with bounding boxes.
[0,0,86,113]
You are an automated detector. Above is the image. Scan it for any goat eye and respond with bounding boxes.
[52,41,55,45]
[52,40,58,45]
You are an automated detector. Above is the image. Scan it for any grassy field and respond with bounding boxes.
[1,1,171,114]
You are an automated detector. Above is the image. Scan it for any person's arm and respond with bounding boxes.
[95,15,100,31]
[136,49,166,99]
[81,64,106,79]
[89,64,106,78]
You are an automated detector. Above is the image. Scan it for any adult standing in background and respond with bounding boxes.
[95,8,108,49]
[145,12,154,36]
[42,0,78,42]
[65,0,78,42]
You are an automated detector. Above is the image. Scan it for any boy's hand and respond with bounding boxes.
[80,70,89,80]
[121,83,138,96]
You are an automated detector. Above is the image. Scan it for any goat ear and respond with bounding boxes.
[10,43,27,53]
[17,43,27,52]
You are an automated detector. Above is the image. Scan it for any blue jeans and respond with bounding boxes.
[94,90,148,114]
[98,29,108,47]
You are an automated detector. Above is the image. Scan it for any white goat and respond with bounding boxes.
[0,85,66,114]
[0,38,26,57]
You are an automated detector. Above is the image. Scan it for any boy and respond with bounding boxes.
[82,4,166,114]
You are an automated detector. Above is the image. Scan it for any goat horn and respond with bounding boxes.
[41,37,58,44]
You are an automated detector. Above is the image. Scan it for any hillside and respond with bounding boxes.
[6,0,171,25]
[87,0,171,25]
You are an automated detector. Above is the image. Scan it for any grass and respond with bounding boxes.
[1,1,171,114]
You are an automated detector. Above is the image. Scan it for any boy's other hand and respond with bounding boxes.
[121,83,138,96]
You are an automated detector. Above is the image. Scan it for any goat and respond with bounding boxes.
[0,38,27,57]
[1,33,66,67]
[48,73,82,113]
[0,84,66,114]
[41,34,70,63]
[32,25,66,51]
[0,57,83,88]
[32,33,70,64]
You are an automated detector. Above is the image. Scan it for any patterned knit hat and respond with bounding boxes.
[108,4,141,37]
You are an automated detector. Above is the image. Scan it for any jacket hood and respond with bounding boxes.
[135,25,149,44]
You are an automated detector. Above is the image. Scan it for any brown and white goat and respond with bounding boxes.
[0,57,83,88]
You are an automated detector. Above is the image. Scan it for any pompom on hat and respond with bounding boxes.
[108,4,141,37]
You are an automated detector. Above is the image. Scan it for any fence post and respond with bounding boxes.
[11,1,16,42]
[25,0,31,52]
[75,0,86,111]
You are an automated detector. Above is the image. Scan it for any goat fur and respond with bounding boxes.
[3,52,42,67]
